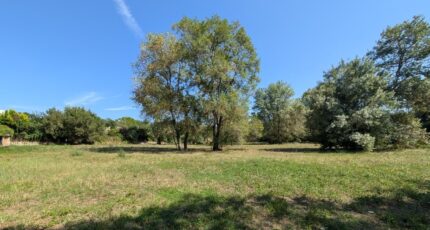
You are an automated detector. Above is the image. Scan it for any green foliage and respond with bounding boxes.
[174,16,260,150]
[254,81,306,143]
[369,16,430,131]
[349,133,375,152]
[303,58,428,150]
[388,113,429,149]
[24,113,44,141]
[0,124,14,137]
[41,107,104,144]
[61,107,105,144]
[114,117,150,144]
[0,110,30,140]
[220,99,249,145]
[150,120,173,144]
[42,108,64,143]
[246,116,264,142]
[134,16,260,151]
[133,33,198,150]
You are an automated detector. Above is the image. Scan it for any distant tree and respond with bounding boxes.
[41,108,64,143]
[246,115,264,143]
[303,58,428,151]
[219,99,250,145]
[0,110,30,140]
[368,16,430,131]
[61,107,105,144]
[24,113,44,141]
[253,81,306,143]
[151,120,173,145]
[0,124,14,137]
[175,16,260,150]
[115,117,150,143]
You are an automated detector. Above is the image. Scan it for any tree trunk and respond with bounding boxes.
[183,131,189,151]
[212,116,223,151]
[175,129,181,151]
[157,137,162,145]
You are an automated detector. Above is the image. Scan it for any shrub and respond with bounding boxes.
[350,133,375,152]
[0,125,14,137]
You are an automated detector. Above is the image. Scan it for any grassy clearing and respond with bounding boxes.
[0,143,429,229]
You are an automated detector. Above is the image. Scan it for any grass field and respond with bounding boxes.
[0,143,429,229]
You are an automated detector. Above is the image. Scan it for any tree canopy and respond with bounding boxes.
[254,81,306,143]
[303,58,428,150]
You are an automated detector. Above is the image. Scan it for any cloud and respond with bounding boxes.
[113,0,144,39]
[105,106,136,111]
[65,92,103,106]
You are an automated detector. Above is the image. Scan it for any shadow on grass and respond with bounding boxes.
[87,146,212,154]
[263,147,324,153]
[7,180,429,229]
[262,147,378,154]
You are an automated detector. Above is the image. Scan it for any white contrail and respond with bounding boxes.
[105,106,135,111]
[113,0,144,39]
[65,92,104,106]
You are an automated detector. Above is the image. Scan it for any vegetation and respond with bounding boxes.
[0,144,429,229]
[1,14,430,230]
[254,81,307,143]
[0,124,14,137]
[369,16,430,133]
[134,16,259,151]
[1,16,429,152]
[303,58,428,150]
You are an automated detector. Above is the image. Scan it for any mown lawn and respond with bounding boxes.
[0,143,429,229]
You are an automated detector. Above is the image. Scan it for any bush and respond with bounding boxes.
[0,125,14,137]
[387,113,429,149]
[350,133,375,151]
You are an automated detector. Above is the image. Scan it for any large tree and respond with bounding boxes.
[253,81,306,143]
[174,16,260,150]
[133,34,197,150]
[303,58,427,151]
[368,16,430,130]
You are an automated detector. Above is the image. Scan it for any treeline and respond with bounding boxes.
[0,108,151,144]
[133,15,430,151]
[2,16,429,151]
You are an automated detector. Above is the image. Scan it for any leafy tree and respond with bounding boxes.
[151,119,173,145]
[41,107,105,144]
[133,34,197,150]
[115,117,150,144]
[303,58,427,151]
[219,99,249,146]
[368,16,430,130]
[61,107,105,144]
[24,113,44,141]
[253,81,306,143]
[0,110,30,140]
[246,115,264,142]
[41,108,64,143]
[175,16,260,150]
[0,124,14,137]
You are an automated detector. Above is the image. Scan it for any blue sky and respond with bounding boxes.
[1,0,429,119]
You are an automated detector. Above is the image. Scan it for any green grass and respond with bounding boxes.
[0,143,429,229]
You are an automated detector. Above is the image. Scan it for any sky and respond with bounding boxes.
[1,0,429,119]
